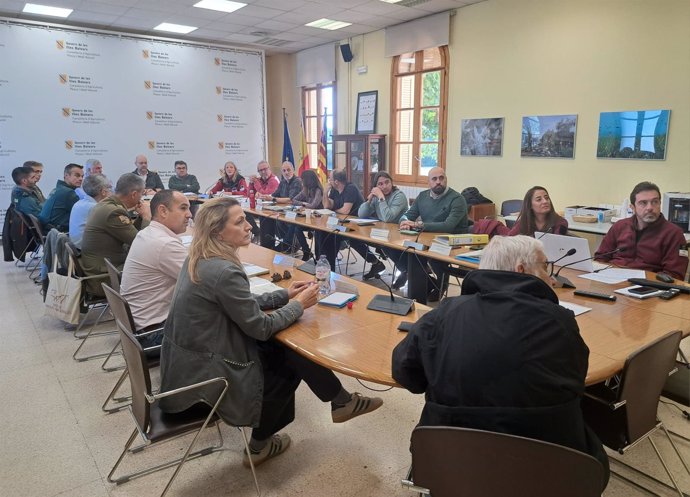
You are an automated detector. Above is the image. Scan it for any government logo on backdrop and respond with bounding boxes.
[62,108,71,117]
[56,40,64,50]
[65,140,73,150]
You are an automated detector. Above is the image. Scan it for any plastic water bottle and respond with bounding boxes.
[315,255,331,297]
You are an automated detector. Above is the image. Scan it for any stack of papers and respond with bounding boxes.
[318,292,358,308]
[249,277,282,296]
[346,218,377,226]
[242,263,270,277]
[455,249,483,264]
[559,301,592,316]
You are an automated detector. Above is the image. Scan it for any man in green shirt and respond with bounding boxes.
[38,163,83,232]
[399,166,468,301]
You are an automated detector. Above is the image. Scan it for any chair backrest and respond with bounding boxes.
[102,283,152,432]
[500,199,522,217]
[64,241,87,278]
[617,330,683,442]
[12,209,35,241]
[410,426,604,497]
[27,213,47,243]
[103,258,122,293]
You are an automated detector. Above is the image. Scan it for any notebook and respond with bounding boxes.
[318,292,358,308]
[536,233,608,273]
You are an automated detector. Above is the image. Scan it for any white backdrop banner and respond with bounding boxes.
[0,22,266,227]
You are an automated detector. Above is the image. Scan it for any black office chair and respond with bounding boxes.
[401,426,604,497]
[582,330,689,496]
[500,199,522,228]
[102,283,260,497]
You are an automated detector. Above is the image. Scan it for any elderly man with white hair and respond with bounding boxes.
[392,235,609,488]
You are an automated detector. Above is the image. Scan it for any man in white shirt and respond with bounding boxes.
[120,190,191,345]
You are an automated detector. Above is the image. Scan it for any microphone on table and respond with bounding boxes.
[536,225,554,240]
[402,224,427,251]
[553,246,627,288]
[367,274,415,316]
[548,248,577,288]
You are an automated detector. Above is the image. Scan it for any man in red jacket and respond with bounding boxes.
[595,181,688,279]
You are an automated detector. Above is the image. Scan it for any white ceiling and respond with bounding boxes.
[0,0,484,55]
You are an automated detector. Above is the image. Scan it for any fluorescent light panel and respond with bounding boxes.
[193,0,246,14]
[153,23,198,34]
[305,18,352,31]
[380,0,403,3]
[23,3,72,18]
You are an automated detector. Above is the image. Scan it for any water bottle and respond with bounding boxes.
[315,255,331,297]
[597,211,604,223]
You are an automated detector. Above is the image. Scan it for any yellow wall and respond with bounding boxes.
[265,53,300,173]
[268,0,690,208]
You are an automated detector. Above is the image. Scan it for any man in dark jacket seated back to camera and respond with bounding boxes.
[392,235,609,488]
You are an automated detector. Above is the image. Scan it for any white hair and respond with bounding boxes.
[479,235,544,272]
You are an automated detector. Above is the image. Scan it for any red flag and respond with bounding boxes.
[297,118,310,176]
[317,115,328,185]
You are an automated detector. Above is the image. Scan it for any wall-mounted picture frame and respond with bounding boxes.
[596,109,670,160]
[460,118,504,156]
[355,90,378,134]
[521,114,577,158]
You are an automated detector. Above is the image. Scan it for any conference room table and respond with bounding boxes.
[237,243,690,388]
[245,205,476,304]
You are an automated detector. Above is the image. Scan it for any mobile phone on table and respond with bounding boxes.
[628,286,658,295]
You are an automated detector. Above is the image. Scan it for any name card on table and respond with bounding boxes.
[429,242,452,256]
[370,228,390,241]
[285,211,297,220]
[326,216,339,229]
[255,203,263,211]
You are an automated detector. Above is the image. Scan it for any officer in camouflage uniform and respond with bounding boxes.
[80,173,151,296]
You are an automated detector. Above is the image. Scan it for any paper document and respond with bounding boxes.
[614,285,664,300]
[242,263,270,277]
[346,218,377,225]
[578,268,646,284]
[249,277,282,296]
[318,292,358,308]
[559,300,592,316]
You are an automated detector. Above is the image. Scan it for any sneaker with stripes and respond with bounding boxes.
[331,392,383,423]
[242,433,291,468]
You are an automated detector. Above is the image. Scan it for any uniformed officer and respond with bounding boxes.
[80,173,151,296]
[11,166,44,218]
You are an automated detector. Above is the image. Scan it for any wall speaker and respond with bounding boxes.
[340,43,353,63]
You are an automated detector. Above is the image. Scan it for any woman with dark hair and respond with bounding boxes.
[284,169,323,261]
[358,171,408,223]
[509,186,568,237]
[209,161,248,195]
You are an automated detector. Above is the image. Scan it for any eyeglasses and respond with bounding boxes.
[544,261,556,277]
[258,168,270,173]
[281,168,291,173]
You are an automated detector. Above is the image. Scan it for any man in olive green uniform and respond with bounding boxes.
[80,173,151,296]
[11,166,44,218]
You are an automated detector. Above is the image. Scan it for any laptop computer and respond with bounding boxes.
[536,232,607,273]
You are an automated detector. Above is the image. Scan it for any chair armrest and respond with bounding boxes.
[147,376,228,404]
[584,392,626,410]
[135,326,165,338]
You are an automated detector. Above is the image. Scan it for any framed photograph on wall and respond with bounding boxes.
[521,114,577,158]
[460,118,504,156]
[596,109,670,160]
[356,90,378,134]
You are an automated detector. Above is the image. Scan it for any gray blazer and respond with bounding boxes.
[159,257,303,427]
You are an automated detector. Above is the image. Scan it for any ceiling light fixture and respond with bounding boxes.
[153,23,198,34]
[379,0,403,3]
[193,0,246,14]
[305,18,352,31]
[22,3,72,18]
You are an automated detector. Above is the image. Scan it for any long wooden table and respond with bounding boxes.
[239,244,690,387]
[246,206,478,304]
